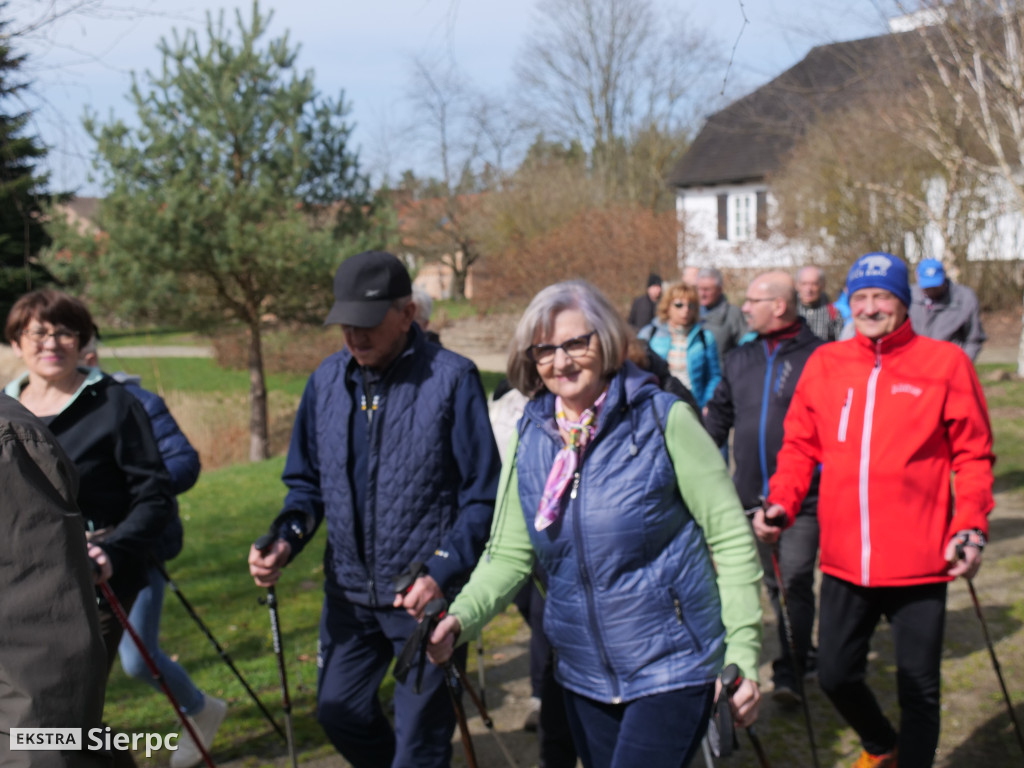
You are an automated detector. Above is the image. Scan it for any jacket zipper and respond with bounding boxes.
[559,414,622,702]
[758,342,779,498]
[668,586,704,652]
[364,370,392,605]
[858,346,882,586]
[838,388,853,442]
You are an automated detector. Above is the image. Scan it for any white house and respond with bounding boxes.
[669,17,1024,276]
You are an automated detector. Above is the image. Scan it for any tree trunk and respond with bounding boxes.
[248,320,270,461]
[452,267,468,300]
[1018,289,1024,378]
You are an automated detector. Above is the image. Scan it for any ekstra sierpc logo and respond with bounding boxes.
[10,728,179,757]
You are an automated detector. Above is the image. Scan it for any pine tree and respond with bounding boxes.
[0,24,54,320]
[49,1,383,461]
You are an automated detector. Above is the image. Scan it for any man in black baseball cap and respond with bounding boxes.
[324,250,413,328]
[323,251,416,370]
[249,250,501,767]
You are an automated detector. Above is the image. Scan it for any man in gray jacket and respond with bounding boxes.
[697,266,747,365]
[909,259,986,361]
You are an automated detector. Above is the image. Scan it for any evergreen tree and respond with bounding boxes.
[0,24,55,320]
[49,2,383,460]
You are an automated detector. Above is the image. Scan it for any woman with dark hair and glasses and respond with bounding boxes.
[637,282,721,408]
[5,289,175,767]
[428,280,763,767]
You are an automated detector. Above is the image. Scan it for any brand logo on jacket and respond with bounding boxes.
[891,383,922,397]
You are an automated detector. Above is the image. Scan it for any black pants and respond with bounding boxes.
[514,579,578,768]
[757,509,819,688]
[818,575,947,768]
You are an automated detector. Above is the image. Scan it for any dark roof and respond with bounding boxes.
[668,28,930,188]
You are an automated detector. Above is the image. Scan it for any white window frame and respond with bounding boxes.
[728,192,757,241]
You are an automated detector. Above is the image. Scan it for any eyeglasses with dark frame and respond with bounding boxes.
[526,331,597,365]
[672,301,692,309]
[21,326,80,346]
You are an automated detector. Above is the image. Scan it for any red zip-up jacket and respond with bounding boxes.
[768,319,994,587]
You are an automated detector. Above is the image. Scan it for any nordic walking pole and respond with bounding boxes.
[395,598,519,768]
[448,655,519,768]
[98,580,216,768]
[254,533,298,768]
[153,560,286,742]
[764,509,820,768]
[721,664,772,768]
[443,662,479,768]
[394,597,481,768]
[476,635,487,708]
[956,543,1024,756]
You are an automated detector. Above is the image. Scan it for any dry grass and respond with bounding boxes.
[0,345,24,384]
[164,389,301,470]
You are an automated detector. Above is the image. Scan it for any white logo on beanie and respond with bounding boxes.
[861,254,892,275]
[365,289,381,297]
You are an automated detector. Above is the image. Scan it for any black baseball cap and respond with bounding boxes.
[324,251,412,328]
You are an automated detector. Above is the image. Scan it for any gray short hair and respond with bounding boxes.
[797,265,825,285]
[411,287,433,328]
[697,267,723,286]
[507,280,631,396]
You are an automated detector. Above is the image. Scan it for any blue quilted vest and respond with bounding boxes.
[516,362,726,702]
[312,327,478,605]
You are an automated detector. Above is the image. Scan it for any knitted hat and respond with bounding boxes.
[647,273,662,288]
[845,252,911,307]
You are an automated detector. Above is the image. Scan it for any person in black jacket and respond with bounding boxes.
[5,290,174,768]
[80,340,224,768]
[626,273,662,329]
[704,271,824,707]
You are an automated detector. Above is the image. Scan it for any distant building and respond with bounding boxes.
[668,16,1024,274]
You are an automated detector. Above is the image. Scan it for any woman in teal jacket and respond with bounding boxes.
[637,282,721,407]
[428,280,762,768]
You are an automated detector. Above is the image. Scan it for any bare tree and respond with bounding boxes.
[896,0,1024,373]
[404,56,524,298]
[515,0,720,205]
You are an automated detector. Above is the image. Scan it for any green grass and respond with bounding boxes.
[104,457,333,763]
[104,356,309,399]
[98,328,208,347]
[977,364,1024,495]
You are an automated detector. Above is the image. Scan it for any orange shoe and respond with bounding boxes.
[852,748,898,768]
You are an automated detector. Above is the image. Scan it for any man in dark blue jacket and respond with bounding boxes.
[248,251,500,768]
[704,270,824,707]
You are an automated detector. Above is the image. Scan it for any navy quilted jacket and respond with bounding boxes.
[517,362,726,701]
[278,325,500,605]
[117,376,201,562]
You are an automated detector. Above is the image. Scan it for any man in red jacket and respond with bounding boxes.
[756,252,994,768]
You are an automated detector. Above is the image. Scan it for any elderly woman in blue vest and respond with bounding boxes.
[637,282,721,407]
[428,280,763,767]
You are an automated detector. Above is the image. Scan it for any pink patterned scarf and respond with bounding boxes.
[535,389,608,531]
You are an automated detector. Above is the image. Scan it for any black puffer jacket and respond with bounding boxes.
[704,322,824,510]
[6,369,174,594]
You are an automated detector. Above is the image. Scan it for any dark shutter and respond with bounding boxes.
[756,191,768,239]
[717,194,727,240]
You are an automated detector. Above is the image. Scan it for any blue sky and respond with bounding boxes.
[8,0,900,196]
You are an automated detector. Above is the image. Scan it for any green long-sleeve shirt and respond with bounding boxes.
[451,400,764,682]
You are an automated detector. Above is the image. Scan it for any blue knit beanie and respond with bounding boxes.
[845,252,911,307]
